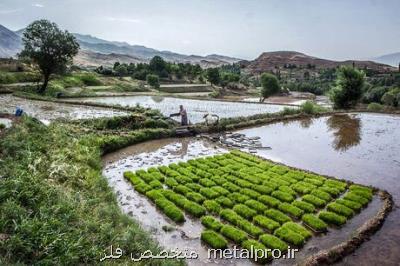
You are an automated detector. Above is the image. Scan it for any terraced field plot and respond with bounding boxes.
[123,150,373,262]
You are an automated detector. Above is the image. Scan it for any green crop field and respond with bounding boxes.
[123,150,374,261]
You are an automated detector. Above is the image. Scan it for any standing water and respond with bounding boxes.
[236,113,400,266]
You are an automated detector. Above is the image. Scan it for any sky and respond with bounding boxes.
[0,0,399,60]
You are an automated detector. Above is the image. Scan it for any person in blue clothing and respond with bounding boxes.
[170,105,188,126]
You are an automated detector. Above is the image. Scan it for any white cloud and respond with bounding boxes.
[105,17,142,24]
[32,3,44,8]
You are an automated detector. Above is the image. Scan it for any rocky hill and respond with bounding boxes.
[245,51,395,74]
[0,25,21,58]
[372,52,400,67]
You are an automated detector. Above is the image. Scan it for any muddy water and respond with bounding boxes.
[102,136,384,265]
[69,95,290,124]
[236,113,400,266]
[0,95,128,124]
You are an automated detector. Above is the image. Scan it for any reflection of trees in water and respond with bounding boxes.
[151,96,165,103]
[326,114,362,151]
[299,117,314,128]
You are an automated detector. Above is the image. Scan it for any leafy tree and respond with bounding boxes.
[330,66,365,109]
[115,64,128,77]
[206,68,221,85]
[146,74,160,89]
[113,61,120,70]
[20,20,79,93]
[260,73,280,101]
[149,56,167,76]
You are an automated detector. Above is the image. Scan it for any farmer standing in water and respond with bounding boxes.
[170,105,188,126]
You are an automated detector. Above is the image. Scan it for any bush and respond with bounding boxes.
[145,189,165,202]
[253,215,280,231]
[252,184,273,195]
[319,211,346,226]
[174,185,192,196]
[220,225,248,244]
[245,199,268,213]
[292,200,315,213]
[310,189,332,202]
[135,183,152,194]
[282,222,312,239]
[274,227,305,246]
[199,178,217,187]
[240,188,261,199]
[220,209,242,225]
[216,196,234,208]
[260,73,280,100]
[201,216,223,231]
[343,192,370,206]
[258,195,281,208]
[146,74,160,89]
[200,187,220,199]
[271,191,294,203]
[278,203,304,218]
[201,230,228,249]
[381,91,396,106]
[233,204,258,220]
[319,186,341,197]
[203,200,221,214]
[186,192,205,204]
[211,186,230,196]
[259,234,288,252]
[300,101,319,114]
[335,199,362,211]
[367,102,384,111]
[222,182,241,192]
[330,66,365,109]
[154,198,185,223]
[264,209,291,224]
[291,183,312,194]
[327,202,354,218]
[228,192,251,204]
[301,214,328,232]
[302,194,326,207]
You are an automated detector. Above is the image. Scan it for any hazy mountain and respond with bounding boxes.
[245,51,395,74]
[372,52,400,67]
[0,25,21,58]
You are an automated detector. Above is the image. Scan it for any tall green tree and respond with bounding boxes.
[330,66,365,109]
[20,20,79,93]
[146,74,160,89]
[206,68,221,85]
[260,73,280,101]
[149,56,167,76]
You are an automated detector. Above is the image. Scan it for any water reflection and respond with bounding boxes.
[326,114,362,151]
[299,117,314,129]
[151,95,165,103]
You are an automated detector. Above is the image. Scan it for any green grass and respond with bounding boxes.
[237,219,264,237]
[271,191,294,203]
[201,230,228,249]
[183,200,206,217]
[274,227,305,246]
[258,195,281,208]
[228,192,251,204]
[146,189,165,202]
[216,196,234,208]
[278,203,304,218]
[259,234,288,252]
[203,200,222,214]
[281,222,312,239]
[186,192,206,204]
[327,202,354,218]
[253,215,280,231]
[302,194,326,207]
[264,209,291,224]
[220,225,248,244]
[200,187,220,199]
[301,214,328,232]
[240,188,261,199]
[319,211,347,226]
[220,209,242,225]
[252,184,273,195]
[233,204,258,220]
[343,192,370,206]
[201,216,224,231]
[245,199,268,213]
[292,200,316,213]
[335,199,362,211]
[311,189,332,202]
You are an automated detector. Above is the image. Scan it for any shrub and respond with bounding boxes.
[253,215,280,232]
[201,216,223,231]
[300,100,318,114]
[245,199,267,213]
[201,230,228,249]
[264,209,291,224]
[258,195,281,208]
[146,74,160,89]
[278,203,304,218]
[292,200,315,213]
[335,199,362,211]
[183,201,206,217]
[274,227,305,246]
[271,191,294,203]
[260,73,281,100]
[154,198,185,223]
[259,234,288,252]
[200,187,220,199]
[302,214,327,232]
[216,196,234,208]
[220,225,248,244]
[233,204,258,220]
[281,222,312,239]
[186,192,205,204]
[241,240,269,263]
[327,202,354,218]
[367,102,384,111]
[228,192,251,204]
[302,194,326,207]
[203,200,221,214]
[319,211,346,226]
[311,189,332,202]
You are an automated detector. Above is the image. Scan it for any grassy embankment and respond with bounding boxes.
[0,111,184,265]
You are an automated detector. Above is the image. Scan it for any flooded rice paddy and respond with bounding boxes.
[236,113,400,266]
[68,95,290,124]
[0,95,128,124]
[102,132,385,265]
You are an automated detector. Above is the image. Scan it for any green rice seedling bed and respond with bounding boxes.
[123,150,375,261]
